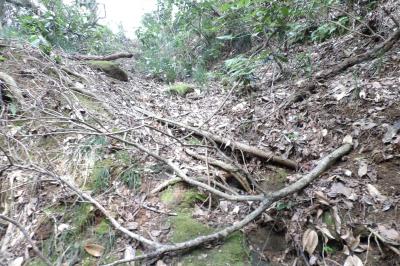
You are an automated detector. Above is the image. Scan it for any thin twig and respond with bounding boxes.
[0,215,52,266]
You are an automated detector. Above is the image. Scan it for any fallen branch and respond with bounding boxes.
[104,143,352,266]
[315,27,400,79]
[0,214,52,266]
[133,106,298,170]
[27,165,162,249]
[185,149,252,193]
[68,52,133,61]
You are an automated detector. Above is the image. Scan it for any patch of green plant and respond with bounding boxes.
[224,56,260,86]
[167,83,195,96]
[95,219,111,236]
[0,56,6,62]
[323,245,336,254]
[311,16,349,42]
[187,137,202,145]
[79,136,108,156]
[90,159,113,192]
[276,200,292,211]
[118,165,142,189]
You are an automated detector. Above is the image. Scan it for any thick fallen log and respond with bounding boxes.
[103,143,352,266]
[68,52,133,61]
[133,106,299,170]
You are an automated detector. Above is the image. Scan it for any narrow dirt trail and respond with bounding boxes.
[0,31,399,265]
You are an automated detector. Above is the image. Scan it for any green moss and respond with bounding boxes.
[181,190,207,209]
[0,55,6,62]
[95,219,111,235]
[88,61,128,81]
[184,232,248,266]
[161,187,206,209]
[170,214,249,265]
[170,213,213,243]
[167,82,195,96]
[76,94,108,115]
[160,187,175,205]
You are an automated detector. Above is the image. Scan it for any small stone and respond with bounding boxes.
[344,170,352,177]
[126,222,139,230]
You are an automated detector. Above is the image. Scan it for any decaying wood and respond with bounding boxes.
[133,106,299,170]
[104,143,352,266]
[68,52,133,61]
[185,148,252,193]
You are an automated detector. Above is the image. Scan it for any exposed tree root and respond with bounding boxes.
[103,143,352,266]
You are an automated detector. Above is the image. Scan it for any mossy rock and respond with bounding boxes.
[88,61,129,82]
[161,186,206,209]
[167,82,195,96]
[170,213,249,265]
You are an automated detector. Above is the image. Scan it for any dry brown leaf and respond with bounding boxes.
[9,257,24,266]
[302,229,319,255]
[344,255,363,266]
[357,161,368,177]
[343,135,353,144]
[84,243,105,257]
[315,191,330,205]
[124,245,136,265]
[316,225,335,242]
[366,184,387,202]
[341,229,360,251]
[377,224,400,245]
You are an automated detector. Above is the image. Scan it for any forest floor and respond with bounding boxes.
[0,18,400,266]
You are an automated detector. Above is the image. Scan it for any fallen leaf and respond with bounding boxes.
[9,257,24,266]
[357,160,368,177]
[156,261,167,266]
[343,135,353,145]
[377,224,400,245]
[302,229,319,255]
[84,243,105,257]
[315,191,330,205]
[316,225,335,242]
[366,184,387,202]
[344,255,363,266]
[124,245,136,265]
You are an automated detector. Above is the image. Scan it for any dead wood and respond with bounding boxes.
[284,27,400,110]
[104,143,352,266]
[185,148,252,193]
[133,106,298,170]
[315,28,400,79]
[68,52,133,61]
[0,214,52,266]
